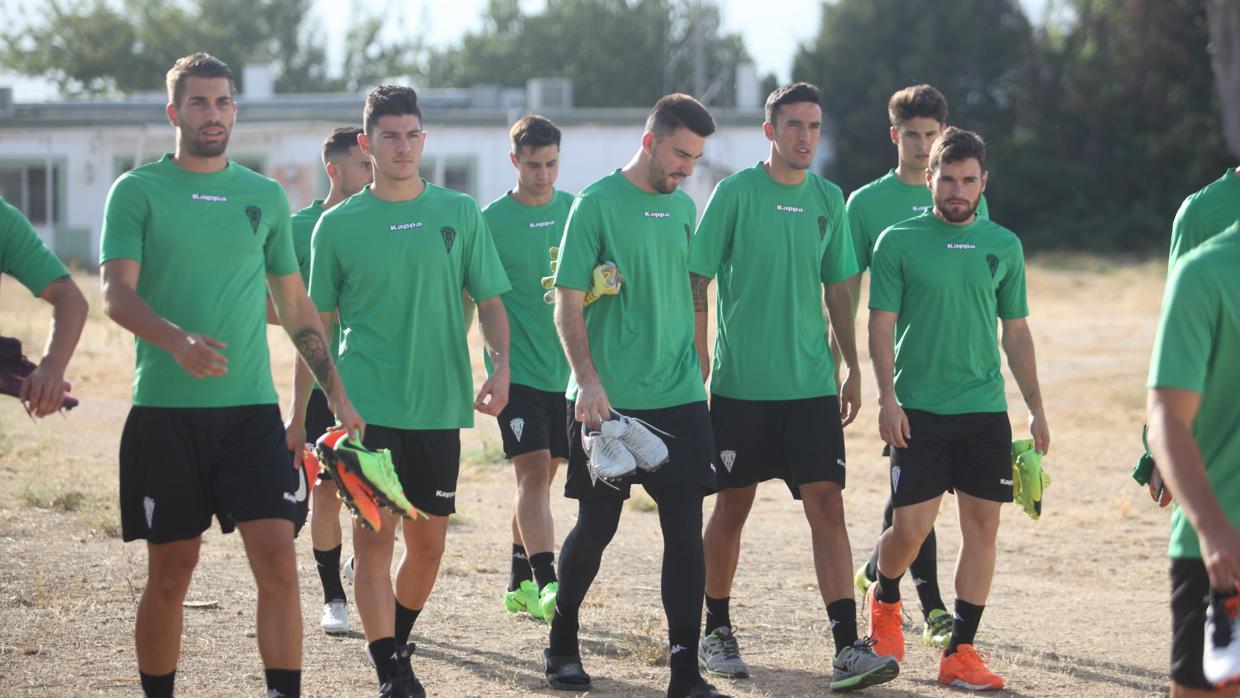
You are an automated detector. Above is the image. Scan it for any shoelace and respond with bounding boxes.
[714,630,742,660]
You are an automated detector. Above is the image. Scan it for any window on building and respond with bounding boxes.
[422,156,476,197]
[0,163,61,225]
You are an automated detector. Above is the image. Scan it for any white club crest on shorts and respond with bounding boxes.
[891,466,902,493]
[510,417,525,442]
[143,496,156,528]
[720,449,737,472]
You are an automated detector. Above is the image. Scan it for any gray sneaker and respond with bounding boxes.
[697,626,750,679]
[831,638,899,691]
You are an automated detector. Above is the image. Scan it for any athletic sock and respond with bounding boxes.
[509,544,532,592]
[875,571,903,604]
[825,598,858,654]
[704,595,730,635]
[367,637,401,684]
[549,607,580,657]
[264,668,301,698]
[947,599,985,655]
[395,601,421,647]
[910,527,945,618]
[666,625,705,697]
[530,551,557,590]
[313,545,346,604]
[139,670,175,698]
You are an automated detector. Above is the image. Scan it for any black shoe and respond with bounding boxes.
[543,648,592,691]
[379,672,425,698]
[673,682,730,698]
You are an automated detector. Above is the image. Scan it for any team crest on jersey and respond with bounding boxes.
[245,205,263,234]
[510,417,525,442]
[891,465,902,493]
[817,215,828,241]
[986,254,999,278]
[441,226,457,254]
[720,449,737,472]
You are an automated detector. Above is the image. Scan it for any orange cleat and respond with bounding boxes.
[315,430,383,532]
[867,583,905,662]
[938,644,1005,691]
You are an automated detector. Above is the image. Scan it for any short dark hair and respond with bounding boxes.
[644,93,716,139]
[363,84,422,135]
[166,53,235,107]
[764,82,821,125]
[888,84,948,126]
[510,114,562,154]
[322,127,363,163]
[929,127,986,172]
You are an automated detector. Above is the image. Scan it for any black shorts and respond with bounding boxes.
[1171,557,1214,690]
[498,383,569,460]
[888,409,1012,507]
[564,400,717,500]
[120,404,298,544]
[305,389,337,483]
[363,425,461,517]
[710,394,846,498]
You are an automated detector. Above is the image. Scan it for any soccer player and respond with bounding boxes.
[1147,220,1240,697]
[545,94,725,698]
[0,197,87,416]
[100,53,362,698]
[482,115,574,621]
[306,85,511,698]
[282,126,373,635]
[688,82,897,691]
[866,128,1049,690]
[846,85,989,649]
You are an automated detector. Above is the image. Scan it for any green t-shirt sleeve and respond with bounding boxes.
[996,238,1029,319]
[1148,259,1215,393]
[868,230,903,313]
[554,196,602,292]
[686,182,734,279]
[308,218,340,312]
[463,204,511,301]
[1168,199,1200,271]
[0,202,69,296]
[262,190,298,277]
[977,194,990,220]
[845,194,873,272]
[99,176,148,265]
[294,220,312,285]
[821,200,859,284]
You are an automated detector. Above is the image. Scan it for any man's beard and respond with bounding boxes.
[935,195,979,223]
[183,127,230,158]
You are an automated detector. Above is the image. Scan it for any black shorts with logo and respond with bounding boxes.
[305,388,337,483]
[1170,557,1215,690]
[710,394,846,498]
[363,425,461,517]
[120,404,299,544]
[888,409,1012,507]
[497,383,569,460]
[564,400,717,500]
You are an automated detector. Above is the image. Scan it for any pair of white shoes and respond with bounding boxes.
[582,410,671,487]
[320,555,356,635]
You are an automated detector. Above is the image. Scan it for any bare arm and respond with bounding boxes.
[21,276,88,416]
[265,293,280,325]
[473,295,510,416]
[1001,317,1050,454]
[463,289,476,331]
[869,309,909,447]
[690,272,711,383]
[830,273,863,386]
[824,278,860,427]
[555,286,610,428]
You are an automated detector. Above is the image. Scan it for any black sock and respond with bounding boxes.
[139,670,175,698]
[875,571,903,604]
[666,625,704,696]
[704,595,730,634]
[825,598,858,654]
[367,637,401,684]
[549,498,623,658]
[530,551,557,589]
[910,527,945,618]
[395,601,421,647]
[313,545,346,604]
[947,600,985,654]
[509,544,532,591]
[264,668,301,698]
[549,607,580,657]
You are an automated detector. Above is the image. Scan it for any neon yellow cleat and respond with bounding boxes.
[1011,438,1050,520]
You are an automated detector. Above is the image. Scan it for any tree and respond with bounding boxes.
[1208,0,1240,158]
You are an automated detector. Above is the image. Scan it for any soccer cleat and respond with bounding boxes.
[938,644,1005,690]
[343,554,355,585]
[504,579,542,618]
[320,599,349,635]
[0,336,78,413]
[539,581,558,624]
[582,421,638,486]
[866,584,905,662]
[697,626,750,679]
[315,431,384,531]
[1011,439,1050,520]
[1204,588,1240,685]
[610,410,670,472]
[316,430,429,524]
[854,564,873,597]
[831,637,899,691]
[922,608,953,649]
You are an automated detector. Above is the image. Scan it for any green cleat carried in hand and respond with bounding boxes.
[330,432,428,521]
[1011,438,1050,520]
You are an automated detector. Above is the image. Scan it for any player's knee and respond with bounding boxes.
[515,467,552,494]
[712,487,755,524]
[312,481,340,511]
[800,483,844,528]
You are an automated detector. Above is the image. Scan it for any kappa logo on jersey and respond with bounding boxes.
[912,204,932,214]
[191,193,228,202]
[390,221,423,231]
[244,205,262,234]
[510,417,525,442]
[143,496,156,528]
[986,253,999,278]
[720,449,737,472]
[776,204,805,214]
[891,465,902,493]
[529,219,556,229]
[818,215,828,241]
[441,226,457,254]
[946,243,977,250]
[643,211,671,219]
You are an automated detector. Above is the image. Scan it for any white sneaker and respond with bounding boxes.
[320,599,349,635]
[582,422,637,484]
[1205,591,1240,685]
[611,411,670,471]
[343,554,354,585]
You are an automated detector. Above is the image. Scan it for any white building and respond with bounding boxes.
[0,80,803,268]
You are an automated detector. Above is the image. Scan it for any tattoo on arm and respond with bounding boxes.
[293,327,336,387]
[690,273,710,312]
[1024,391,1039,409]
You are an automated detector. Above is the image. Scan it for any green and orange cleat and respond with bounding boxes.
[315,430,428,531]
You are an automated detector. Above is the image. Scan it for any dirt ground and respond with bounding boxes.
[0,258,1172,697]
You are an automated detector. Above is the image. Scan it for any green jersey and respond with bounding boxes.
[554,171,705,409]
[1148,223,1240,558]
[292,199,325,284]
[309,183,510,429]
[100,154,297,408]
[1169,169,1240,269]
[688,163,857,400]
[869,212,1028,414]
[846,170,989,272]
[482,190,574,392]
[1,197,68,296]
